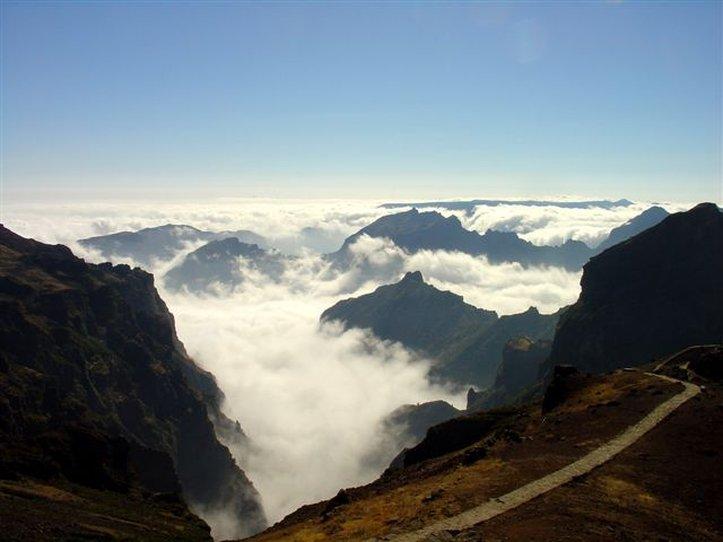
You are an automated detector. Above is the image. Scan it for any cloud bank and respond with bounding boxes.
[1,196,684,532]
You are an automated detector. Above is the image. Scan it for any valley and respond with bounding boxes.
[1,200,721,541]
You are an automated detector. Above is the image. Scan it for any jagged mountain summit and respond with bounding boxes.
[328,209,591,270]
[321,271,560,387]
[0,225,266,538]
[164,237,288,293]
[329,206,668,271]
[78,224,267,267]
[547,202,723,374]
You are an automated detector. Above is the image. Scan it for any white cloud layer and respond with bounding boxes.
[0,196,691,532]
[3,197,691,256]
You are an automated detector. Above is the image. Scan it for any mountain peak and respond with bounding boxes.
[690,202,721,215]
[402,270,424,283]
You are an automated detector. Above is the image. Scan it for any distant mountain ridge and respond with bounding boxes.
[380,198,635,214]
[0,225,267,537]
[321,271,560,387]
[79,224,267,267]
[329,206,668,270]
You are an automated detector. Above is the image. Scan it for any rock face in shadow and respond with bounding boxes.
[547,203,723,374]
[467,337,551,411]
[78,224,266,267]
[164,237,287,293]
[0,225,266,538]
[322,272,560,388]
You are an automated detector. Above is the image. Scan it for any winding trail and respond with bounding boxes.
[380,373,700,542]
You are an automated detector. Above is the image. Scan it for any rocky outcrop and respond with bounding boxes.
[452,307,561,388]
[542,366,584,413]
[0,225,266,538]
[546,203,723,374]
[467,338,551,411]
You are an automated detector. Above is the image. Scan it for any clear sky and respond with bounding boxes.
[1,1,720,202]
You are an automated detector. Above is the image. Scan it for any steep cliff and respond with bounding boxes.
[0,225,266,538]
[547,203,723,374]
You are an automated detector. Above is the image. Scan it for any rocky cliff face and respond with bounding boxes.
[0,225,266,538]
[467,337,551,411]
[547,203,723,374]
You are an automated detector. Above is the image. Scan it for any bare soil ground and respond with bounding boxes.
[0,478,211,541]
[449,383,722,542]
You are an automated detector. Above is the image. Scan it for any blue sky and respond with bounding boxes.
[1,1,720,201]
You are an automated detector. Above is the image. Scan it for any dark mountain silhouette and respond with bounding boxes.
[547,203,723,374]
[164,237,287,293]
[0,225,266,538]
[594,205,669,253]
[329,209,591,270]
[380,198,634,214]
[321,272,560,387]
[78,224,266,267]
[330,206,669,271]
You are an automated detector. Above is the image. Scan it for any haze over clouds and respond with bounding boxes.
[0,197,679,525]
[2,197,688,253]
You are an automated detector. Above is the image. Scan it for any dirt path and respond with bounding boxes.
[379,373,700,542]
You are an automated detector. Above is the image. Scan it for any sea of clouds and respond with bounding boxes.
[0,197,691,535]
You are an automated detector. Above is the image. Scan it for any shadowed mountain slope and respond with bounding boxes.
[321,272,560,388]
[0,225,266,538]
[547,203,723,374]
[329,209,591,270]
[331,206,670,271]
